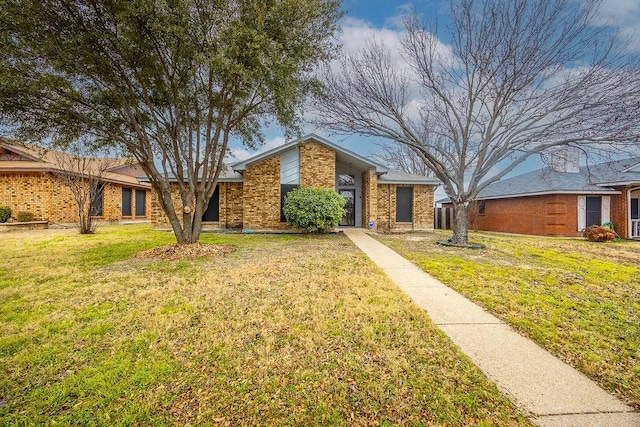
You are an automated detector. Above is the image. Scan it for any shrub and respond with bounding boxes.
[283,187,346,233]
[16,211,34,222]
[0,206,11,223]
[582,225,615,242]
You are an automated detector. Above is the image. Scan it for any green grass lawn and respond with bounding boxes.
[376,230,640,409]
[0,225,529,426]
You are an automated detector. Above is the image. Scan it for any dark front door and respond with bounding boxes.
[340,189,355,226]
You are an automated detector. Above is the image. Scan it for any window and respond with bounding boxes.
[585,196,601,227]
[338,174,355,186]
[122,188,132,216]
[632,198,639,220]
[135,189,146,216]
[478,200,486,215]
[280,184,298,222]
[90,183,104,216]
[396,187,413,222]
[202,187,220,222]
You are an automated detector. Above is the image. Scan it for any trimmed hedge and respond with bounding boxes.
[16,211,34,222]
[283,187,346,233]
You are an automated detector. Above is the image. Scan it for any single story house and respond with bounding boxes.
[0,140,152,224]
[450,158,640,239]
[150,134,441,232]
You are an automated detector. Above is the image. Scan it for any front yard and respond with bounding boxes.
[0,225,528,426]
[376,231,640,409]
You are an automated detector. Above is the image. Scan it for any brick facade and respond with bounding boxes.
[0,172,150,224]
[150,139,438,233]
[362,168,377,228]
[299,140,336,189]
[377,183,436,231]
[151,182,243,230]
[242,155,284,230]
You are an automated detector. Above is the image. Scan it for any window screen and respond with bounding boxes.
[122,188,132,216]
[585,196,601,227]
[396,187,413,222]
[135,190,146,216]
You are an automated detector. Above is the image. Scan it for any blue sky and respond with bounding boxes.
[230,0,640,179]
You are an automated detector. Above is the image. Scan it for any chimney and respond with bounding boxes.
[542,147,580,173]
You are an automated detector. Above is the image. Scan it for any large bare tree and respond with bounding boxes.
[0,0,342,243]
[315,0,640,245]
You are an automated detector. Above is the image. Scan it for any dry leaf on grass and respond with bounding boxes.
[137,243,234,261]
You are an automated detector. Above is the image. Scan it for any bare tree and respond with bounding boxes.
[375,144,434,176]
[51,148,116,234]
[315,0,640,245]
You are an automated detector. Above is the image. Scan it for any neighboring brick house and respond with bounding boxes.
[449,158,640,239]
[150,134,441,232]
[0,140,152,224]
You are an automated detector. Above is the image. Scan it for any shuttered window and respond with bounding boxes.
[396,187,413,222]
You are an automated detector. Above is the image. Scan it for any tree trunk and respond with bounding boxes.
[451,201,470,245]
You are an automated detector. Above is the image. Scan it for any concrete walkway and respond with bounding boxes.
[343,229,640,427]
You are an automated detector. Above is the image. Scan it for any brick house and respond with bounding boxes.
[150,134,441,232]
[0,140,152,224]
[455,158,640,239]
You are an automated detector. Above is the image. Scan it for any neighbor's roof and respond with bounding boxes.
[478,157,640,200]
[0,139,151,188]
[135,165,243,183]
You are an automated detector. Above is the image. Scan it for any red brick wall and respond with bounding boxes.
[474,193,628,237]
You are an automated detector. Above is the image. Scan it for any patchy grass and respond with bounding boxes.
[0,225,529,425]
[376,230,640,408]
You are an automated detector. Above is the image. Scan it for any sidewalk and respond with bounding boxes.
[343,229,640,427]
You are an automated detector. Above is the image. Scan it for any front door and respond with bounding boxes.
[339,189,355,226]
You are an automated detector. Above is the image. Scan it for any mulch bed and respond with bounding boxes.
[138,243,235,261]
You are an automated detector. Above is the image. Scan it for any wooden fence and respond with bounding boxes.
[434,207,454,230]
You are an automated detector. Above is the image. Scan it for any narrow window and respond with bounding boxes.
[202,186,220,222]
[396,187,413,222]
[135,189,146,216]
[280,184,298,222]
[90,183,104,217]
[585,196,601,227]
[478,200,486,215]
[631,198,639,220]
[122,188,132,216]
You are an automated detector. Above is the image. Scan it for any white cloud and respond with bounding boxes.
[226,136,287,162]
[592,0,640,51]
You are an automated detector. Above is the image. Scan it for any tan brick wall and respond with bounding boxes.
[0,172,149,224]
[242,155,286,230]
[151,182,242,229]
[300,140,335,189]
[362,168,378,228]
[377,184,435,231]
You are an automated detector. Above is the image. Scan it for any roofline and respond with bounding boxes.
[479,189,621,200]
[378,178,441,185]
[136,176,243,183]
[231,134,389,173]
[0,166,151,189]
[597,181,640,187]
[622,162,640,173]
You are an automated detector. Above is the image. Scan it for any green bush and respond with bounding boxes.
[283,187,346,233]
[582,225,615,242]
[0,206,11,223]
[16,211,34,222]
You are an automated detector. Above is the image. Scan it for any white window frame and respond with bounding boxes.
[577,195,609,231]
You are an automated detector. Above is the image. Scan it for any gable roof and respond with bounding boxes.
[479,157,640,200]
[0,140,151,189]
[231,134,389,173]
